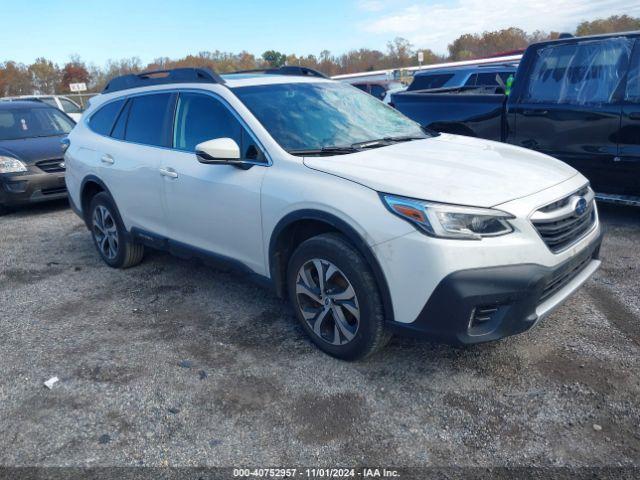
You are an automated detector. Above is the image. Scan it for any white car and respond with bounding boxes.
[1,95,83,122]
[64,67,602,360]
[382,85,407,104]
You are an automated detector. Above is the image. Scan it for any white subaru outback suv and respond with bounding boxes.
[64,67,602,360]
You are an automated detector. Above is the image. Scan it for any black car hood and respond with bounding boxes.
[0,135,67,165]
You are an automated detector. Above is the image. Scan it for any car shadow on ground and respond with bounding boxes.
[597,202,639,228]
[1,198,70,219]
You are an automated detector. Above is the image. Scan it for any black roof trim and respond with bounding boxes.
[229,66,329,79]
[102,68,225,94]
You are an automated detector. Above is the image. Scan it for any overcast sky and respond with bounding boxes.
[1,0,638,66]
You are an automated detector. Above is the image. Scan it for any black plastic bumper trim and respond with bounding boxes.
[387,233,602,345]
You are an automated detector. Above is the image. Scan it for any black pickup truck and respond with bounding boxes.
[391,32,640,204]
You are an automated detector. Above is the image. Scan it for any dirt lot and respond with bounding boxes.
[0,200,639,472]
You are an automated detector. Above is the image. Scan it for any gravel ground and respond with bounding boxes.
[0,200,639,472]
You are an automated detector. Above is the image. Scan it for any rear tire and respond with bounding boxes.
[287,233,390,360]
[89,192,144,268]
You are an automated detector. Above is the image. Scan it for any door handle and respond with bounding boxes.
[100,154,114,165]
[159,167,178,178]
[628,111,640,120]
[522,109,548,117]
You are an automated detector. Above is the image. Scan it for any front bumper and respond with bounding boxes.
[386,233,602,345]
[0,171,67,206]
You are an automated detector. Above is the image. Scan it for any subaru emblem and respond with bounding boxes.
[575,197,587,216]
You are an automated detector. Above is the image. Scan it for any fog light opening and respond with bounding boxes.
[468,304,502,335]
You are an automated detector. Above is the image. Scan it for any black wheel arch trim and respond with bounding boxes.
[79,175,129,238]
[79,175,113,219]
[269,209,395,323]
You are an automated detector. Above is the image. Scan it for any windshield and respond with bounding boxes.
[0,107,74,141]
[232,82,428,152]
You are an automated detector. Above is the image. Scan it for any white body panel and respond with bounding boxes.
[65,74,600,333]
[304,134,578,207]
[161,149,267,274]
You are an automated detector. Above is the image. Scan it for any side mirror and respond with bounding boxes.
[195,138,240,164]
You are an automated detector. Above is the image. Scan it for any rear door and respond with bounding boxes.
[98,92,175,235]
[618,39,640,197]
[510,37,631,194]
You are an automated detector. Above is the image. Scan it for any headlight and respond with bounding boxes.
[382,194,514,240]
[0,156,27,173]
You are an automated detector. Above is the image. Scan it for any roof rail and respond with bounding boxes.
[476,62,519,68]
[102,68,225,94]
[229,66,329,79]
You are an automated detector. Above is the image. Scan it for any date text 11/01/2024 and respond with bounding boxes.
[233,468,400,478]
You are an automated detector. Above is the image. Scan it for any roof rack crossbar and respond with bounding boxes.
[229,66,328,79]
[102,67,225,94]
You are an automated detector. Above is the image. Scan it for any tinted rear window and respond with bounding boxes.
[89,99,124,136]
[408,73,454,91]
[124,93,173,147]
[524,38,631,105]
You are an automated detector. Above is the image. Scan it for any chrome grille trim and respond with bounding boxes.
[531,185,597,254]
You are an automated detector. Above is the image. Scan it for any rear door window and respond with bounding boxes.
[110,100,131,140]
[464,74,477,86]
[408,73,454,91]
[124,93,174,147]
[88,99,124,136]
[524,38,632,105]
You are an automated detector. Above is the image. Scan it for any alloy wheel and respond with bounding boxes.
[295,258,360,346]
[92,205,119,260]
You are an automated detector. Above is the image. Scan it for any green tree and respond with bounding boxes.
[0,61,32,96]
[262,50,287,68]
[448,28,530,60]
[28,58,60,94]
[576,15,640,36]
[386,37,414,68]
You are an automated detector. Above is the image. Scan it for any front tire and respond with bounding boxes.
[287,233,390,360]
[89,192,144,268]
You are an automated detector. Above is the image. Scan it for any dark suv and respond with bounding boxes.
[406,64,518,92]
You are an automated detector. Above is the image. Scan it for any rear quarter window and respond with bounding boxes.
[408,73,454,91]
[60,98,82,114]
[89,99,124,136]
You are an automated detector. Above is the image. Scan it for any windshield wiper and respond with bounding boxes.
[288,146,360,156]
[351,136,426,149]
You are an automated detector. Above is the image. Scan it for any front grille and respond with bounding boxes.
[41,186,67,195]
[36,158,65,173]
[539,255,591,303]
[531,187,596,253]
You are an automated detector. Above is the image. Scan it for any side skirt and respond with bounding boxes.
[130,227,275,292]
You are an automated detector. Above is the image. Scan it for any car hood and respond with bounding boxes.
[303,134,578,207]
[0,135,67,165]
